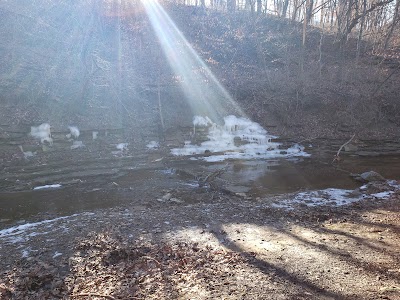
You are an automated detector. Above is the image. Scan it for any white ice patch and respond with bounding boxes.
[171,115,310,161]
[112,143,129,156]
[30,123,53,145]
[371,191,394,199]
[387,180,400,189]
[147,141,159,149]
[33,184,62,190]
[271,185,398,210]
[272,189,366,210]
[22,249,31,258]
[53,251,62,258]
[0,214,80,238]
[71,140,84,150]
[19,145,36,159]
[116,143,128,151]
[193,116,213,127]
[0,213,94,246]
[66,126,80,139]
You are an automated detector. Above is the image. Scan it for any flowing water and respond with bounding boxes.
[1,149,399,227]
[1,118,399,226]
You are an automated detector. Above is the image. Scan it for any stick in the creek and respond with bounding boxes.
[332,134,356,163]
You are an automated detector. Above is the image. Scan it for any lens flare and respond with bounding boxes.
[142,0,245,123]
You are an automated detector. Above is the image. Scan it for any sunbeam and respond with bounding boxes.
[142,0,245,123]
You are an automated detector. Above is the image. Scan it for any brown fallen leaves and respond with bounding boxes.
[1,231,249,299]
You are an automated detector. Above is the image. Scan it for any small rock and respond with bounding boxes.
[351,171,385,182]
[360,171,385,182]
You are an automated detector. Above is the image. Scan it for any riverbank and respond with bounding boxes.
[1,180,400,299]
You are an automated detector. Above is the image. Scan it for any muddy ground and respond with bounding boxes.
[1,162,400,299]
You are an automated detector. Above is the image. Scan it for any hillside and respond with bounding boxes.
[0,1,400,141]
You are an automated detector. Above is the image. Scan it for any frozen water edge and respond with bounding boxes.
[0,213,94,239]
[272,189,366,210]
[33,184,62,190]
[271,186,398,210]
[171,115,310,162]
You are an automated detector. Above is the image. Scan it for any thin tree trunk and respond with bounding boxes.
[282,0,290,17]
[292,0,299,21]
[257,0,262,13]
[228,0,236,12]
[356,0,367,63]
[384,0,400,49]
[306,0,314,24]
[319,27,324,77]
[301,0,309,75]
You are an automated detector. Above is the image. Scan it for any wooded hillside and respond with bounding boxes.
[0,0,399,139]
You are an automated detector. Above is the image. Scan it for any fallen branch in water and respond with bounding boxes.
[332,134,356,163]
[198,164,228,187]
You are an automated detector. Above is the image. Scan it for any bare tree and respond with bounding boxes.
[384,0,400,49]
[257,0,263,13]
[282,0,290,17]
[228,0,237,11]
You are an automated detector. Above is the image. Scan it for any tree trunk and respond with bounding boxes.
[257,0,262,13]
[356,0,367,63]
[228,0,236,12]
[306,0,314,24]
[282,0,289,18]
[292,0,299,21]
[384,0,400,49]
[301,0,309,74]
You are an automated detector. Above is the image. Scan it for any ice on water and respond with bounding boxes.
[147,141,160,149]
[172,115,309,161]
[66,126,80,139]
[30,123,53,145]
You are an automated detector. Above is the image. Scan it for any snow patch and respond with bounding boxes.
[147,141,159,149]
[172,115,310,161]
